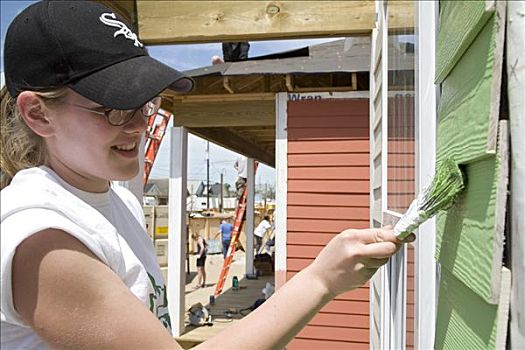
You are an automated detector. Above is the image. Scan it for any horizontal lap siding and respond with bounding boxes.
[286,99,370,349]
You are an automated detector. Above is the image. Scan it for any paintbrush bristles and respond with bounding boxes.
[394,157,465,239]
[421,158,465,218]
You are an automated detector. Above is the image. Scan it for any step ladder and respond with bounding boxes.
[144,108,172,188]
[214,162,257,297]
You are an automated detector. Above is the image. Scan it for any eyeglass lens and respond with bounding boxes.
[107,97,161,125]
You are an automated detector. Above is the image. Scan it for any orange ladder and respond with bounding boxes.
[144,108,172,188]
[214,162,257,297]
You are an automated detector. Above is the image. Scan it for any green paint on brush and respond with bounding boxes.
[394,158,466,239]
[421,158,466,217]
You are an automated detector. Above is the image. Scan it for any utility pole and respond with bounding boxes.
[220,172,224,213]
[206,141,210,211]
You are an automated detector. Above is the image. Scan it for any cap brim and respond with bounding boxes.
[69,55,194,110]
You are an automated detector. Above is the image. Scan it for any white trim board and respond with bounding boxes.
[275,92,288,288]
[167,126,188,337]
[414,1,438,348]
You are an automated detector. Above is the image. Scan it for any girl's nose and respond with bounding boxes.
[124,109,148,134]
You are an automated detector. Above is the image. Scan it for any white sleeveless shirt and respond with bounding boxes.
[1,167,169,349]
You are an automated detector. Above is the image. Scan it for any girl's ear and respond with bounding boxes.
[16,91,55,138]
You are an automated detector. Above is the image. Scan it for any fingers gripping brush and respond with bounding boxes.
[394,158,466,240]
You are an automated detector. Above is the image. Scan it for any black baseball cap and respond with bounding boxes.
[4,0,194,110]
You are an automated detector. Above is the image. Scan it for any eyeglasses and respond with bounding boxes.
[64,96,162,126]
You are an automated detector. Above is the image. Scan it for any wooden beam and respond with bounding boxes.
[170,93,276,103]
[387,0,415,32]
[169,100,275,127]
[189,127,274,167]
[136,1,375,44]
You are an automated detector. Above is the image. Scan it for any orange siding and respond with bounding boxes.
[286,99,370,348]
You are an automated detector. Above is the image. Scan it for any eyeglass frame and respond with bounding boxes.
[63,96,162,126]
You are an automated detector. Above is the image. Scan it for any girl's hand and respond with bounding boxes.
[306,228,414,298]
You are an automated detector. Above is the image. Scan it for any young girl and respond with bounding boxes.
[1,2,412,349]
[193,233,207,289]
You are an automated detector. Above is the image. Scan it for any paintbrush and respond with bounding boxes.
[394,158,466,240]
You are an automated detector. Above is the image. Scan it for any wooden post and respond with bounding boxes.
[507,1,525,347]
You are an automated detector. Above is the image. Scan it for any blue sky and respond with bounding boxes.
[1,1,336,187]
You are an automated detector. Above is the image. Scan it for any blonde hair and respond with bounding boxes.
[0,86,67,189]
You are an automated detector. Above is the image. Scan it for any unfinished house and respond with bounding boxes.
[103,1,523,349]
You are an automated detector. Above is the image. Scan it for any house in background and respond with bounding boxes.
[102,1,524,348]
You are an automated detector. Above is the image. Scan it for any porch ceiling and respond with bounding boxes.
[162,94,276,167]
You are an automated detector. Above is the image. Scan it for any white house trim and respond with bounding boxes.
[245,157,255,274]
[275,92,288,288]
[414,1,438,348]
[167,126,188,336]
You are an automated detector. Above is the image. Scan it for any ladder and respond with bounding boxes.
[144,108,172,188]
[214,163,257,297]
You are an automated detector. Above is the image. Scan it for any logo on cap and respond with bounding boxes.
[100,13,143,48]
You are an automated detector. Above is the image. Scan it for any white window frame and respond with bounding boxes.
[370,1,438,349]
[414,1,438,348]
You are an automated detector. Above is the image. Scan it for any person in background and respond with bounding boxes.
[234,155,247,200]
[214,218,233,258]
[0,2,413,349]
[254,215,273,254]
[192,233,207,289]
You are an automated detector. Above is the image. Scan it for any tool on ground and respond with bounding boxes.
[394,158,466,239]
[143,108,172,188]
[213,162,258,297]
[188,303,212,326]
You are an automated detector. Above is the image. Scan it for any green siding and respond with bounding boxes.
[435,0,494,83]
[436,152,500,303]
[435,269,499,350]
[437,13,500,164]
[434,0,508,348]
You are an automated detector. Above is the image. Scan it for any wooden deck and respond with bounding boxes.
[176,251,274,349]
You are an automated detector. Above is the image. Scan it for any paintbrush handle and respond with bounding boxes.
[394,196,426,240]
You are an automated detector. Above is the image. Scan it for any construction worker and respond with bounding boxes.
[254,215,273,254]
[214,218,233,258]
[234,155,247,200]
[0,2,413,349]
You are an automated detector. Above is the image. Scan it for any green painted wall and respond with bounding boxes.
[434,0,508,348]
[435,0,493,83]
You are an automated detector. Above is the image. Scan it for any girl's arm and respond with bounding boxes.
[197,228,406,350]
[12,229,182,350]
[12,227,406,349]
